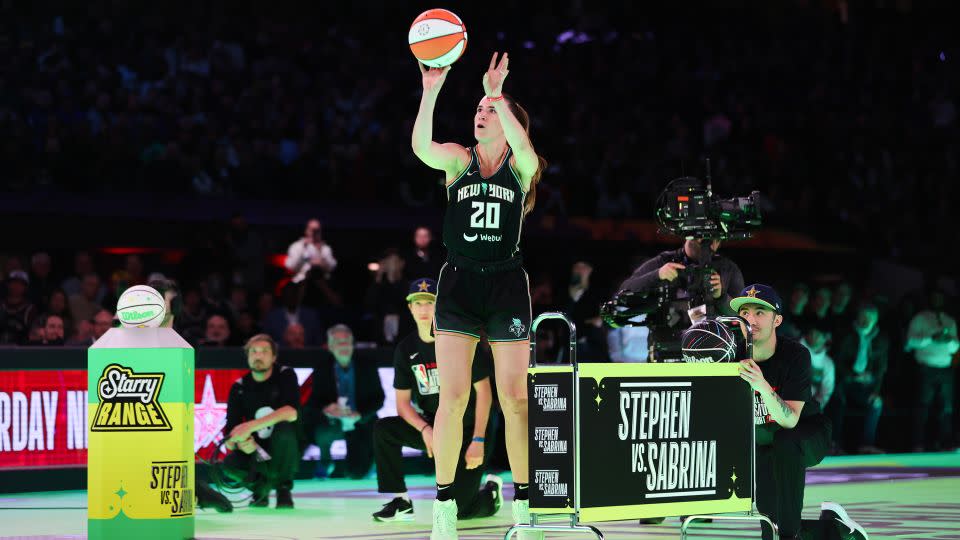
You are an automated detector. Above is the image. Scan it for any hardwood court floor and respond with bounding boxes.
[1,452,958,539]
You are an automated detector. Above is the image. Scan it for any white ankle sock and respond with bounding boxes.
[390,493,410,502]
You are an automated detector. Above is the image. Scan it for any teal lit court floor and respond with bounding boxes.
[2,453,958,539]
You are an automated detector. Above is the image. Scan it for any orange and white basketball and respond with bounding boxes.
[408,9,468,68]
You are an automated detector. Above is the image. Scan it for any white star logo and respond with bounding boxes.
[194,374,228,453]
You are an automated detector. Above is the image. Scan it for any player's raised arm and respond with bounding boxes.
[483,52,538,190]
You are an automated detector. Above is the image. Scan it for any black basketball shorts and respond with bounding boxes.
[434,262,532,342]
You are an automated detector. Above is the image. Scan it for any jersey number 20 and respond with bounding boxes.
[470,202,500,229]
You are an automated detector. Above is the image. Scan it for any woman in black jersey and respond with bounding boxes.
[412,52,547,540]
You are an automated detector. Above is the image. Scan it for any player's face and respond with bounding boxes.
[474,98,503,141]
[738,304,782,346]
[247,340,276,372]
[408,299,436,325]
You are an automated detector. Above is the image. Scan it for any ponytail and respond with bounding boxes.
[503,94,547,216]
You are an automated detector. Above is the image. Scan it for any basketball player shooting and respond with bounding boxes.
[412,52,547,540]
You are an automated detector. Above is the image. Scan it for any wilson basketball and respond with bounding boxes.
[681,318,738,363]
[116,285,166,328]
[408,8,468,68]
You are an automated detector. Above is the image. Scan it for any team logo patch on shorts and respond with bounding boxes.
[509,318,527,338]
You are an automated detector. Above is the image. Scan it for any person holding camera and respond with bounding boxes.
[285,219,338,284]
[617,238,744,361]
[905,288,959,452]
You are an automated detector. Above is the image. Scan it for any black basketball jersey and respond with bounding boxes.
[442,147,527,262]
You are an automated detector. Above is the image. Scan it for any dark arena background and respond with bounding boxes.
[1,1,958,538]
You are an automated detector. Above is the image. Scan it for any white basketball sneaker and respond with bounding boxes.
[431,499,458,540]
[483,474,504,514]
[512,499,545,540]
[820,501,869,540]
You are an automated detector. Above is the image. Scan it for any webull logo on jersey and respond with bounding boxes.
[91,364,172,431]
[457,183,516,203]
[462,233,504,243]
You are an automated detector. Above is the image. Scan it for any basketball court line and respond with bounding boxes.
[1,453,958,539]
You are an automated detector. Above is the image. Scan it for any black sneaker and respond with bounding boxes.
[373,497,414,522]
[276,488,294,509]
[483,474,504,514]
[820,501,869,540]
[250,485,270,508]
[196,482,233,513]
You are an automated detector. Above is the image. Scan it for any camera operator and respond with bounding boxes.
[616,238,744,361]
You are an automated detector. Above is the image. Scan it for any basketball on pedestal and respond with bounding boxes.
[116,285,166,328]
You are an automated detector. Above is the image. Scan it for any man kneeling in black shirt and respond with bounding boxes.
[734,285,868,540]
[221,334,302,509]
[372,278,502,522]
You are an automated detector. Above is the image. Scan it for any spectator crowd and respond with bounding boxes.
[1,2,958,461]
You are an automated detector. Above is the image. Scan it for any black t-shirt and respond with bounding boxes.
[224,365,300,443]
[392,332,492,425]
[753,337,815,445]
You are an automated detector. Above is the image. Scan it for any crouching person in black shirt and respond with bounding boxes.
[372,278,502,523]
[733,285,868,540]
[220,333,302,509]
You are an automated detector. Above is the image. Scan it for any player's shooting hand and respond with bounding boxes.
[420,62,451,94]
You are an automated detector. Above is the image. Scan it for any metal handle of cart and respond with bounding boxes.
[506,312,603,540]
[680,315,779,540]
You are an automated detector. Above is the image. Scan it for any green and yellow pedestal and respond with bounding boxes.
[88,327,195,540]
